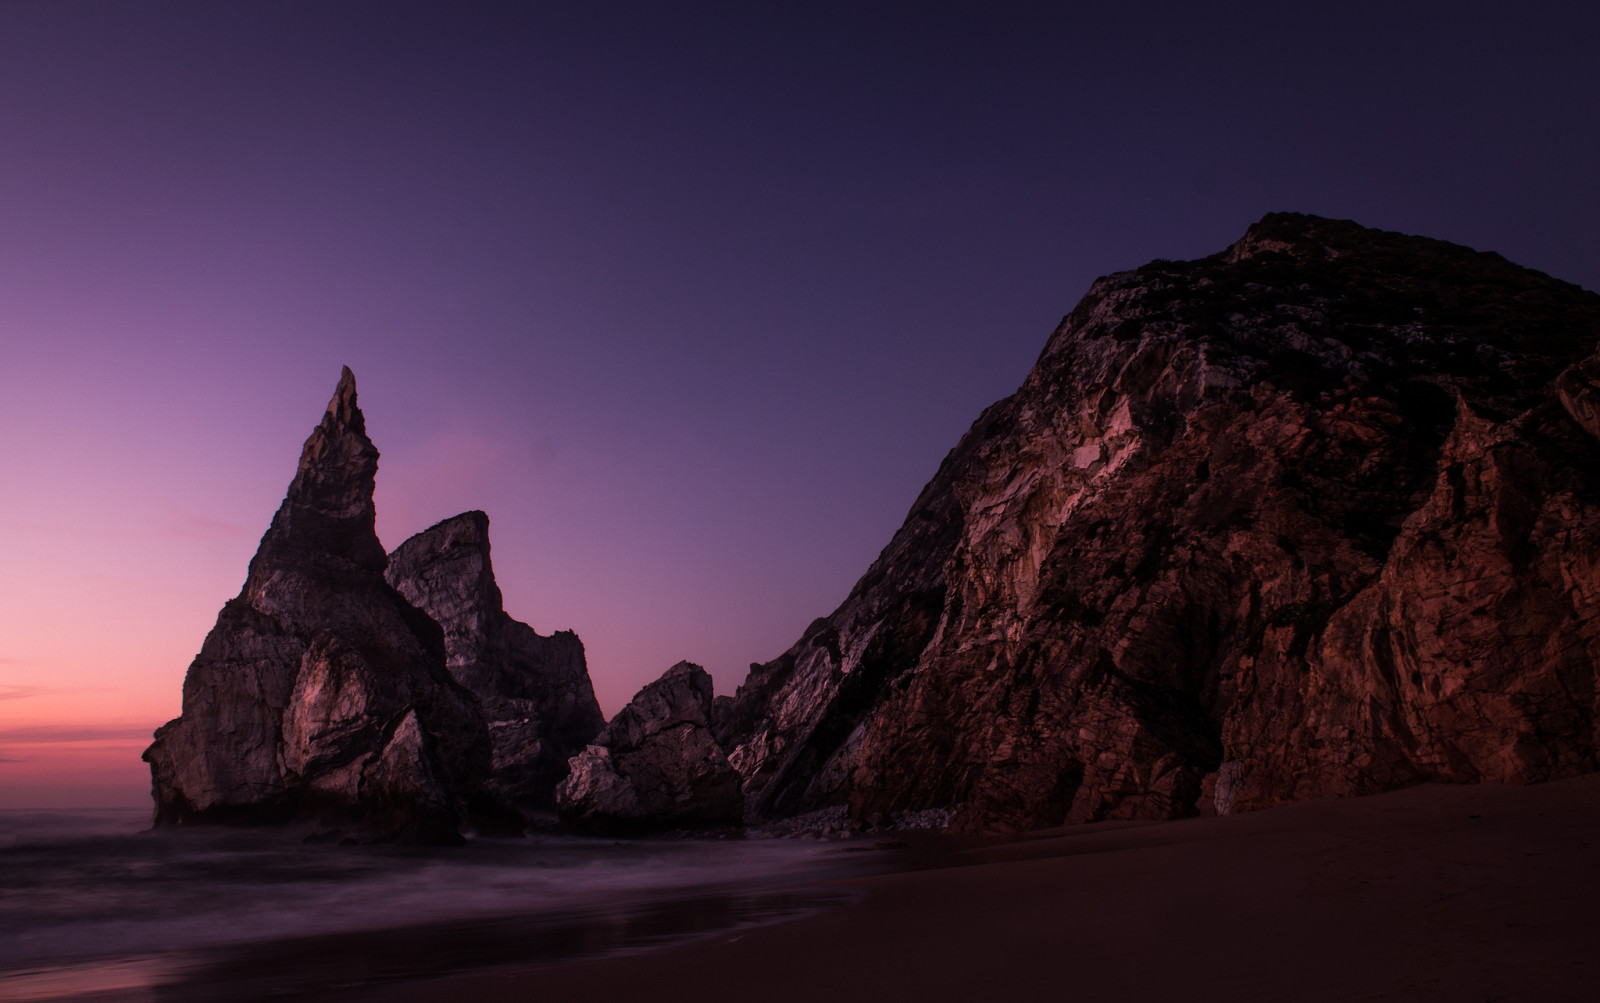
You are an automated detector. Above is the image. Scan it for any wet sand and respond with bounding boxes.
[351,773,1600,1003]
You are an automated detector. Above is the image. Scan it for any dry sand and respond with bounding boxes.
[351,774,1600,1003]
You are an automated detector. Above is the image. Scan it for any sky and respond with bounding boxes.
[2,1,1597,808]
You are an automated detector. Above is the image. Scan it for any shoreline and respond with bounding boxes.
[11,775,1599,1002]
[346,773,1600,1003]
[0,825,900,1003]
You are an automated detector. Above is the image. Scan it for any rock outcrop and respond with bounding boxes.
[557,662,743,832]
[386,512,604,811]
[715,213,1600,833]
[143,368,492,842]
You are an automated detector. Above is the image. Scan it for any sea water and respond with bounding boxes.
[0,809,888,1002]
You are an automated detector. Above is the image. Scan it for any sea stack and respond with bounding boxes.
[143,368,492,842]
[386,511,605,812]
[557,661,744,832]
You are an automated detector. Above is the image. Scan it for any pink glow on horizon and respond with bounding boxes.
[0,725,152,810]
[4,4,1597,809]
[0,366,897,809]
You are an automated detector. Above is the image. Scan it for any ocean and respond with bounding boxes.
[0,809,902,1002]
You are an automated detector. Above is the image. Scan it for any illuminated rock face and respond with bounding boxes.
[716,213,1600,833]
[386,511,604,812]
[144,368,492,842]
[556,662,743,832]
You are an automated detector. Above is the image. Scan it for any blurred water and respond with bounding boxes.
[0,810,889,1001]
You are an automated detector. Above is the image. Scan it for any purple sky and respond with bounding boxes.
[2,1,1597,806]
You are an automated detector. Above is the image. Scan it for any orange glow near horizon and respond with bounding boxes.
[0,398,874,809]
[6,2,1597,814]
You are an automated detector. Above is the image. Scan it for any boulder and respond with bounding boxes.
[557,662,743,832]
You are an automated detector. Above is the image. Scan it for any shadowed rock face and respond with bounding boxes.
[143,368,492,842]
[557,662,743,832]
[386,512,604,811]
[716,213,1600,833]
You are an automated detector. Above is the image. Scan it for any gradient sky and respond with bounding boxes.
[3,1,1597,808]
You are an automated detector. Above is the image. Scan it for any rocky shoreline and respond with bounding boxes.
[352,772,1600,1002]
[146,213,1600,844]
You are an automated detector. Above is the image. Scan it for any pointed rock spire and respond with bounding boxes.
[326,365,364,431]
[145,369,493,842]
[255,365,386,573]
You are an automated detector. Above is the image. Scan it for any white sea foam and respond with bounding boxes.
[0,808,869,989]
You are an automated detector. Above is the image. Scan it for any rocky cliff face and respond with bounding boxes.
[717,213,1600,833]
[144,368,493,842]
[386,512,604,811]
[557,662,744,832]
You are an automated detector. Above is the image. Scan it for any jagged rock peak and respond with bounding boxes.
[144,368,493,842]
[599,660,716,748]
[387,511,502,626]
[387,511,604,812]
[256,366,385,573]
[325,365,365,432]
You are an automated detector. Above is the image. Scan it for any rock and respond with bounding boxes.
[142,368,492,842]
[1554,352,1600,440]
[716,213,1600,833]
[556,662,744,832]
[386,511,605,811]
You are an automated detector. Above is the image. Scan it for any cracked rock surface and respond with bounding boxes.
[715,213,1600,833]
[557,662,743,832]
[387,511,604,812]
[143,368,492,842]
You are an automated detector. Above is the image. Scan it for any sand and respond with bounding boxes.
[335,772,1600,1003]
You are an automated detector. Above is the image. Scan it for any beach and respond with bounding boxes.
[0,820,888,1002]
[356,773,1600,1003]
[5,774,1598,1002]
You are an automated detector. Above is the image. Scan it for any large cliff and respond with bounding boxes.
[716,213,1600,833]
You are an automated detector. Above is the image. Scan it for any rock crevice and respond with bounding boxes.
[557,662,743,832]
[145,369,601,840]
[709,213,1600,833]
[386,511,604,811]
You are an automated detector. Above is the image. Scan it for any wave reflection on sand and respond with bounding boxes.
[0,811,902,1002]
